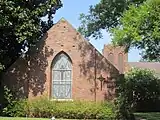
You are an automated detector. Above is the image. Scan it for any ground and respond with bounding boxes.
[0,118,96,120]
[0,118,71,120]
[134,112,160,120]
[1,113,160,120]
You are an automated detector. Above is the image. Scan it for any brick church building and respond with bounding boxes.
[2,19,129,101]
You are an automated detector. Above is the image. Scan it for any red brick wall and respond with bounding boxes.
[2,19,119,101]
[102,44,128,74]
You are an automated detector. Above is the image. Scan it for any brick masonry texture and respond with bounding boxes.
[2,19,120,101]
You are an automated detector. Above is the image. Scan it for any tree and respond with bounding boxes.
[115,68,160,119]
[112,0,160,61]
[78,0,160,61]
[124,68,160,111]
[0,0,62,72]
[78,0,145,39]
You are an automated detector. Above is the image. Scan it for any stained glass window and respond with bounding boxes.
[52,53,72,99]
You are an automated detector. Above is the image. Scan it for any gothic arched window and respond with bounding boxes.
[52,53,72,99]
[108,53,114,63]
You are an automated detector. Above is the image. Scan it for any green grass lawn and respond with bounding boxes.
[0,117,94,120]
[1,113,160,120]
[134,112,160,120]
[0,117,49,120]
[0,117,99,120]
[0,117,80,120]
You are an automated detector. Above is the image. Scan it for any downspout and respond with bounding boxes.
[94,48,97,102]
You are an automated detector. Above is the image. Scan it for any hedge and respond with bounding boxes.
[3,96,115,119]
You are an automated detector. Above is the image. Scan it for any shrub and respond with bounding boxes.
[2,86,27,117]
[3,96,116,119]
[3,99,27,117]
[124,68,160,112]
[115,68,160,119]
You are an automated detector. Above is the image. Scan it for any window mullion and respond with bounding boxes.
[52,53,72,99]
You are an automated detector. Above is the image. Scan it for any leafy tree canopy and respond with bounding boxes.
[0,0,62,72]
[115,68,160,119]
[78,0,160,62]
[78,0,145,39]
[112,0,160,62]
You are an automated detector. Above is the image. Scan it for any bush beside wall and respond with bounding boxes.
[115,68,160,120]
[3,96,115,119]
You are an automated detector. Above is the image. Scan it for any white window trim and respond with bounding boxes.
[50,99,73,101]
[51,53,72,100]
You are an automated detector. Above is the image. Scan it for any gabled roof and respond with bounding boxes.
[4,18,120,75]
[51,18,120,73]
[128,62,160,77]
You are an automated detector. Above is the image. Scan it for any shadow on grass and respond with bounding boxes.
[134,112,160,120]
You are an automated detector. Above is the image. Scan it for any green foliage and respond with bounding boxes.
[134,112,160,120]
[3,99,27,117]
[112,0,160,61]
[78,0,159,62]
[114,74,135,120]
[115,68,160,119]
[78,0,145,39]
[125,68,160,103]
[3,86,13,104]
[125,68,160,112]
[114,96,135,120]
[0,117,48,120]
[2,96,115,119]
[1,86,27,117]
[0,0,62,73]
[2,85,16,116]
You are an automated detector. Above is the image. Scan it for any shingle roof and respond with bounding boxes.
[128,62,160,77]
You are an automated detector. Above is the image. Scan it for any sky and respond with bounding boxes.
[53,0,141,62]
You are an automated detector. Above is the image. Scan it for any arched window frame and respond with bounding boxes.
[51,52,72,100]
[108,53,114,63]
[118,53,123,73]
